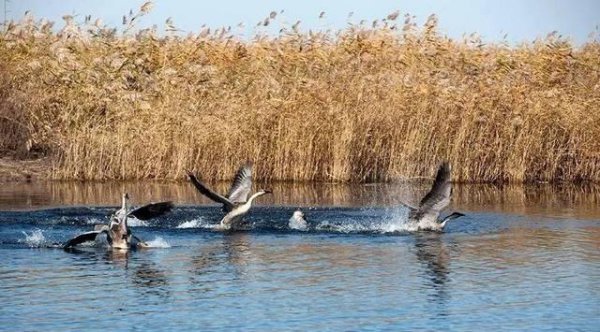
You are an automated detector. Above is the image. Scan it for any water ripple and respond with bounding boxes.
[0,206,599,331]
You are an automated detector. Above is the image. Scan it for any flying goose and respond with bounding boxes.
[404,162,465,231]
[64,193,173,249]
[187,162,272,230]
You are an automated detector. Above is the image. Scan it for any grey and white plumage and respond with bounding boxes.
[64,193,173,249]
[218,189,272,229]
[187,162,272,230]
[405,162,465,231]
[188,162,253,213]
[288,210,308,231]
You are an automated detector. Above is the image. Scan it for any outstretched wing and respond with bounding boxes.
[129,201,174,220]
[187,172,233,210]
[226,162,253,204]
[409,162,452,224]
[64,231,102,248]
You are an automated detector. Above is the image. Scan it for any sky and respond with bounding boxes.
[4,0,600,44]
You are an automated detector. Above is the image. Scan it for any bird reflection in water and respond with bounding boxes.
[64,248,170,299]
[65,247,130,268]
[131,262,170,299]
[189,232,254,294]
[103,249,130,268]
[414,233,451,309]
[222,232,253,276]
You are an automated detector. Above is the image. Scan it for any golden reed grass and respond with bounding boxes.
[0,5,599,183]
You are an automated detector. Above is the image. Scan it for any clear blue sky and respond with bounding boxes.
[4,0,600,44]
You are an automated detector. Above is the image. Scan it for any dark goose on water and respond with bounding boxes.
[405,162,465,231]
[64,193,173,249]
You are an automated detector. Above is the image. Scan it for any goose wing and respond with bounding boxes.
[187,172,234,210]
[64,231,102,248]
[409,162,452,224]
[129,201,174,220]
[226,162,253,204]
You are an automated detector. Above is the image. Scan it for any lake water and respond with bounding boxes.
[0,181,599,331]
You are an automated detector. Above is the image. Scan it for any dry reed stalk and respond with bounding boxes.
[0,11,599,183]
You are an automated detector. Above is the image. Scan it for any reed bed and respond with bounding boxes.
[1,5,599,183]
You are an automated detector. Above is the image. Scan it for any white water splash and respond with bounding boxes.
[176,219,201,229]
[176,217,217,229]
[315,207,417,234]
[144,237,171,248]
[87,216,148,227]
[85,217,105,225]
[20,229,47,248]
[315,220,417,233]
[378,220,419,233]
[376,207,418,233]
[127,217,148,227]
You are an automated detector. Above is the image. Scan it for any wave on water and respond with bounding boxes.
[144,237,171,248]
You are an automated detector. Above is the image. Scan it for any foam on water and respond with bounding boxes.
[144,237,171,248]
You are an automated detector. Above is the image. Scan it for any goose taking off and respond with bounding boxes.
[289,209,308,231]
[64,193,174,249]
[405,162,465,231]
[187,162,272,230]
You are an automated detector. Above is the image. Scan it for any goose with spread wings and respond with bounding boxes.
[64,193,174,249]
[405,162,465,231]
[187,162,272,230]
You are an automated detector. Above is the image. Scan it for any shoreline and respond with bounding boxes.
[0,157,50,182]
[0,156,598,185]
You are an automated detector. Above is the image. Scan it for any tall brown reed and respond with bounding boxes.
[1,8,599,183]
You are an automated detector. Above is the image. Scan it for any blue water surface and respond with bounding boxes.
[0,187,599,331]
